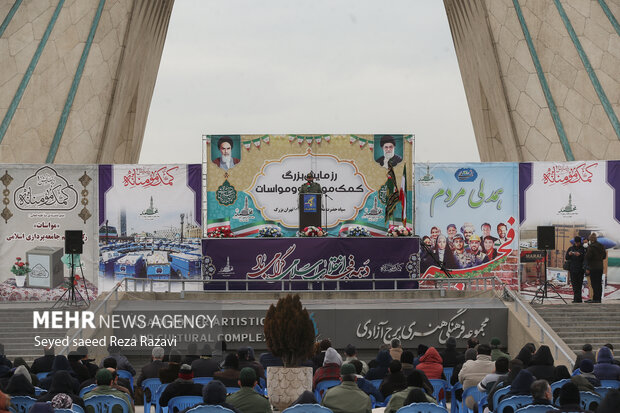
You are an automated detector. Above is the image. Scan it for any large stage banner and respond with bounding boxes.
[519,161,620,297]
[415,163,519,286]
[204,134,413,237]
[98,164,202,291]
[201,237,419,290]
[0,165,98,301]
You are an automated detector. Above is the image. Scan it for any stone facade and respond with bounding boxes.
[444,0,620,161]
[0,0,174,164]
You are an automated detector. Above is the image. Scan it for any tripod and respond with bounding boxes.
[531,250,567,304]
[52,253,90,309]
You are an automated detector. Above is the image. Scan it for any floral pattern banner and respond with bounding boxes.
[0,165,98,301]
[415,163,519,287]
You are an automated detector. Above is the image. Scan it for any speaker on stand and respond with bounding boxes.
[531,226,566,304]
[53,230,90,308]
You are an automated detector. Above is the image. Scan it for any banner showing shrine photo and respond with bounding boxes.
[204,134,413,237]
[98,164,202,292]
[0,165,98,301]
[415,163,519,286]
[519,161,620,296]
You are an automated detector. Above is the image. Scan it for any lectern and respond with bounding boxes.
[299,193,322,231]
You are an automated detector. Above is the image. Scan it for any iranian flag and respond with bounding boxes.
[400,165,407,227]
[232,221,278,237]
[206,218,231,233]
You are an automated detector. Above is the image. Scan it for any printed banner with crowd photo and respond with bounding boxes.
[519,161,620,299]
[98,164,202,291]
[204,134,413,237]
[0,165,98,301]
[415,163,519,287]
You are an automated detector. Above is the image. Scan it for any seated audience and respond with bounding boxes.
[365,349,391,381]
[68,351,91,384]
[75,346,98,379]
[159,349,183,384]
[312,339,332,371]
[226,368,271,413]
[451,348,477,387]
[100,358,132,394]
[99,345,135,376]
[440,337,464,368]
[498,369,535,405]
[554,382,587,412]
[467,338,479,349]
[400,351,415,377]
[530,379,553,406]
[576,359,600,387]
[413,345,428,366]
[593,346,620,380]
[573,344,596,372]
[321,363,371,413]
[570,374,597,395]
[182,343,200,366]
[389,339,403,362]
[258,352,282,371]
[552,365,570,382]
[417,347,444,380]
[490,338,510,361]
[402,388,430,405]
[27,402,53,413]
[50,393,74,410]
[191,344,220,378]
[291,390,317,406]
[180,380,240,413]
[39,356,79,392]
[213,353,241,387]
[237,347,265,381]
[37,371,85,409]
[313,347,342,389]
[31,346,55,375]
[459,344,494,390]
[5,366,35,396]
[384,370,436,413]
[83,369,134,413]
[487,359,523,411]
[516,345,533,367]
[349,360,383,403]
[12,358,38,386]
[597,388,620,413]
[379,360,407,398]
[526,345,555,383]
[478,356,509,393]
[603,343,620,366]
[137,346,167,387]
[159,364,203,408]
[344,344,368,376]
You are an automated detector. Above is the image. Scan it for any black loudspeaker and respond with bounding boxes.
[65,230,84,254]
[537,226,555,250]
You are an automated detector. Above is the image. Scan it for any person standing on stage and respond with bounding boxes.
[565,236,586,303]
[299,172,322,194]
[585,233,606,303]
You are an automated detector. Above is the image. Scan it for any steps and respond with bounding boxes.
[533,303,620,355]
[0,309,69,364]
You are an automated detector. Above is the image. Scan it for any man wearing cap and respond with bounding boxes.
[452,234,473,269]
[375,135,402,168]
[466,234,489,266]
[191,343,220,378]
[137,346,168,387]
[490,338,510,362]
[83,369,134,413]
[159,364,203,407]
[299,173,322,194]
[565,236,586,303]
[321,363,371,413]
[213,136,240,171]
[226,367,271,413]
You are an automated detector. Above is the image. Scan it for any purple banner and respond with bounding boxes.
[202,237,420,290]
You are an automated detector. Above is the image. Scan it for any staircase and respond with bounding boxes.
[0,308,69,364]
[533,303,620,355]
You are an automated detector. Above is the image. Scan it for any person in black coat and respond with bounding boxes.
[191,344,219,378]
[31,347,55,375]
[487,359,524,412]
[4,372,35,396]
[39,356,80,392]
[366,350,392,381]
[159,350,183,384]
[440,337,464,368]
[179,380,241,413]
[36,370,85,409]
[526,345,555,383]
[553,382,588,412]
[68,351,91,384]
[498,369,535,405]
[159,365,203,409]
[181,343,200,367]
[379,360,407,398]
[137,347,168,387]
[565,236,586,303]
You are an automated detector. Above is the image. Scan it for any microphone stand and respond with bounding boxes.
[323,192,333,236]
[419,241,453,278]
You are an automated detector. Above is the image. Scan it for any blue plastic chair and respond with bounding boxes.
[515,405,558,413]
[36,372,51,381]
[550,378,571,403]
[117,369,134,392]
[450,382,462,413]
[496,395,533,413]
[167,396,203,413]
[443,367,454,385]
[579,391,601,411]
[193,377,213,385]
[595,386,613,399]
[185,407,236,413]
[9,396,37,413]
[225,387,240,394]
[34,387,46,396]
[477,395,487,413]
[314,380,341,402]
[84,395,130,413]
[397,402,449,413]
[154,383,170,413]
[492,385,511,411]
[430,379,450,408]
[599,379,620,389]
[282,404,333,413]
[370,379,383,390]
[460,386,486,413]
[142,378,163,413]
[79,384,97,398]
[571,368,581,376]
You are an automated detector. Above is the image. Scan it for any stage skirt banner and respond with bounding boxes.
[519,161,620,296]
[98,164,202,291]
[201,237,420,290]
[415,163,519,287]
[0,165,98,301]
[204,134,413,237]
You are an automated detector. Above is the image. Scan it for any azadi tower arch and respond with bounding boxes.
[1,0,620,163]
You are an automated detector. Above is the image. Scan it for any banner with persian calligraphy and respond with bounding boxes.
[98,164,202,292]
[201,237,419,290]
[0,165,98,301]
[519,161,620,293]
[204,134,414,237]
[415,163,519,287]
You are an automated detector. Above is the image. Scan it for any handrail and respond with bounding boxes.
[60,280,124,356]
[502,285,575,365]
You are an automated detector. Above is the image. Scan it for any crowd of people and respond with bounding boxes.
[0,338,619,413]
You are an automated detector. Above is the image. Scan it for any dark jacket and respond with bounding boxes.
[565,245,586,273]
[159,379,203,407]
[527,347,555,383]
[379,372,407,398]
[191,358,219,378]
[39,356,80,392]
[159,363,182,384]
[585,241,606,270]
[212,368,240,388]
[179,380,241,413]
[573,351,596,372]
[440,348,464,368]
[100,354,136,376]
[137,360,168,386]
[499,370,535,405]
[37,371,86,408]
[366,350,392,381]
[593,347,620,380]
[356,377,383,402]
[516,347,533,367]
[31,355,55,375]
[4,374,35,396]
